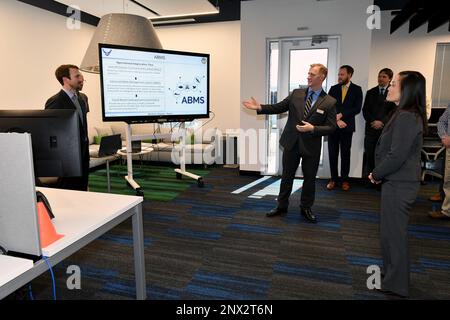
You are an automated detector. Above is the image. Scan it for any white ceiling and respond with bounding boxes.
[54,0,218,19]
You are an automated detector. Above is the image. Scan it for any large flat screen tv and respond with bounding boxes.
[0,109,82,177]
[99,43,210,123]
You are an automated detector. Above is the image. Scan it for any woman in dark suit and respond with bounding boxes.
[369,71,427,298]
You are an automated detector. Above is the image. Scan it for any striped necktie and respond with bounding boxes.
[71,94,84,125]
[303,92,314,118]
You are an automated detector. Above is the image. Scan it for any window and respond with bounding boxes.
[431,43,450,108]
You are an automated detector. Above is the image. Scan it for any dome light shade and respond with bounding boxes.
[80,13,162,73]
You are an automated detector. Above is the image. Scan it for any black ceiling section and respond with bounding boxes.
[17,0,99,26]
[389,0,450,34]
[16,0,242,27]
[427,11,450,33]
[152,0,242,26]
[130,0,160,17]
[374,0,410,11]
[14,0,450,31]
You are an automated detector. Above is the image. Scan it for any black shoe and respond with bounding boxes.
[300,207,317,223]
[266,207,287,217]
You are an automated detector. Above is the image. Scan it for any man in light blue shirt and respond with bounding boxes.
[430,103,450,219]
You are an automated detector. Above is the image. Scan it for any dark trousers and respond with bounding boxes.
[328,130,353,181]
[363,133,381,178]
[278,142,320,209]
[380,180,419,297]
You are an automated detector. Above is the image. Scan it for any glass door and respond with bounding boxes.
[265,36,339,178]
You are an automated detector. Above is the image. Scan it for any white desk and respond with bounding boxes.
[0,255,33,287]
[0,187,146,300]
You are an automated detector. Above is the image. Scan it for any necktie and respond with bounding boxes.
[71,94,84,125]
[380,88,385,96]
[303,92,313,118]
[341,85,348,103]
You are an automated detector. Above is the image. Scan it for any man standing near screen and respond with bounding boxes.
[243,64,337,223]
[45,64,90,191]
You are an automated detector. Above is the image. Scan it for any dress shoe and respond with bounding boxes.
[300,207,317,223]
[266,207,287,217]
[326,180,336,190]
[428,210,450,219]
[429,193,443,202]
[341,181,350,191]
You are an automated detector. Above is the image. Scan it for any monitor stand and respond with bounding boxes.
[174,122,204,187]
[123,122,204,197]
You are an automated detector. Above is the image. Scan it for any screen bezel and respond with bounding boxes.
[98,43,210,124]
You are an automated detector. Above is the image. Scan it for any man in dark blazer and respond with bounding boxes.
[362,68,395,179]
[45,64,90,191]
[243,64,337,223]
[326,65,363,191]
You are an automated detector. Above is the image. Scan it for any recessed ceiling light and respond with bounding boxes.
[149,9,220,20]
[153,18,196,26]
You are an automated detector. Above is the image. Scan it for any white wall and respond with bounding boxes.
[240,0,373,175]
[0,0,102,126]
[0,0,241,135]
[369,10,450,100]
[156,21,241,132]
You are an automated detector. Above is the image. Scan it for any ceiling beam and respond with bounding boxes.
[427,10,450,33]
[408,7,432,33]
[130,1,160,16]
[390,0,424,34]
[17,0,99,26]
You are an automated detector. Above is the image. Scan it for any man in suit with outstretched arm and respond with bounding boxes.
[243,64,337,223]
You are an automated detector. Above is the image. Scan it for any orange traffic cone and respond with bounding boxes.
[37,202,64,248]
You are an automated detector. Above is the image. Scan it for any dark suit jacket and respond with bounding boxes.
[328,82,363,133]
[362,85,395,136]
[258,88,337,157]
[45,90,90,172]
[372,110,423,182]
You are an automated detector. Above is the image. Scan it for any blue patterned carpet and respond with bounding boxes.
[28,166,450,300]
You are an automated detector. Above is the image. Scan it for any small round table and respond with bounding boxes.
[117,147,154,166]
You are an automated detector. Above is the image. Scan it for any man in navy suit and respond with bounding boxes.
[326,65,363,191]
[243,64,336,223]
[362,68,395,181]
[45,64,90,191]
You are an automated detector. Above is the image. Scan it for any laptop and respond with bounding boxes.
[131,140,141,153]
[98,134,122,157]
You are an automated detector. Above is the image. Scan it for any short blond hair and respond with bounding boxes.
[310,63,328,79]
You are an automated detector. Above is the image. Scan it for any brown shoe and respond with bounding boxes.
[342,181,350,191]
[428,211,450,219]
[429,194,443,202]
[326,180,336,190]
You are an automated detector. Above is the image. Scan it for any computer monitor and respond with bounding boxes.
[99,43,210,123]
[0,109,82,177]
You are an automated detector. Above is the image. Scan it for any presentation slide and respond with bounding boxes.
[100,46,208,120]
